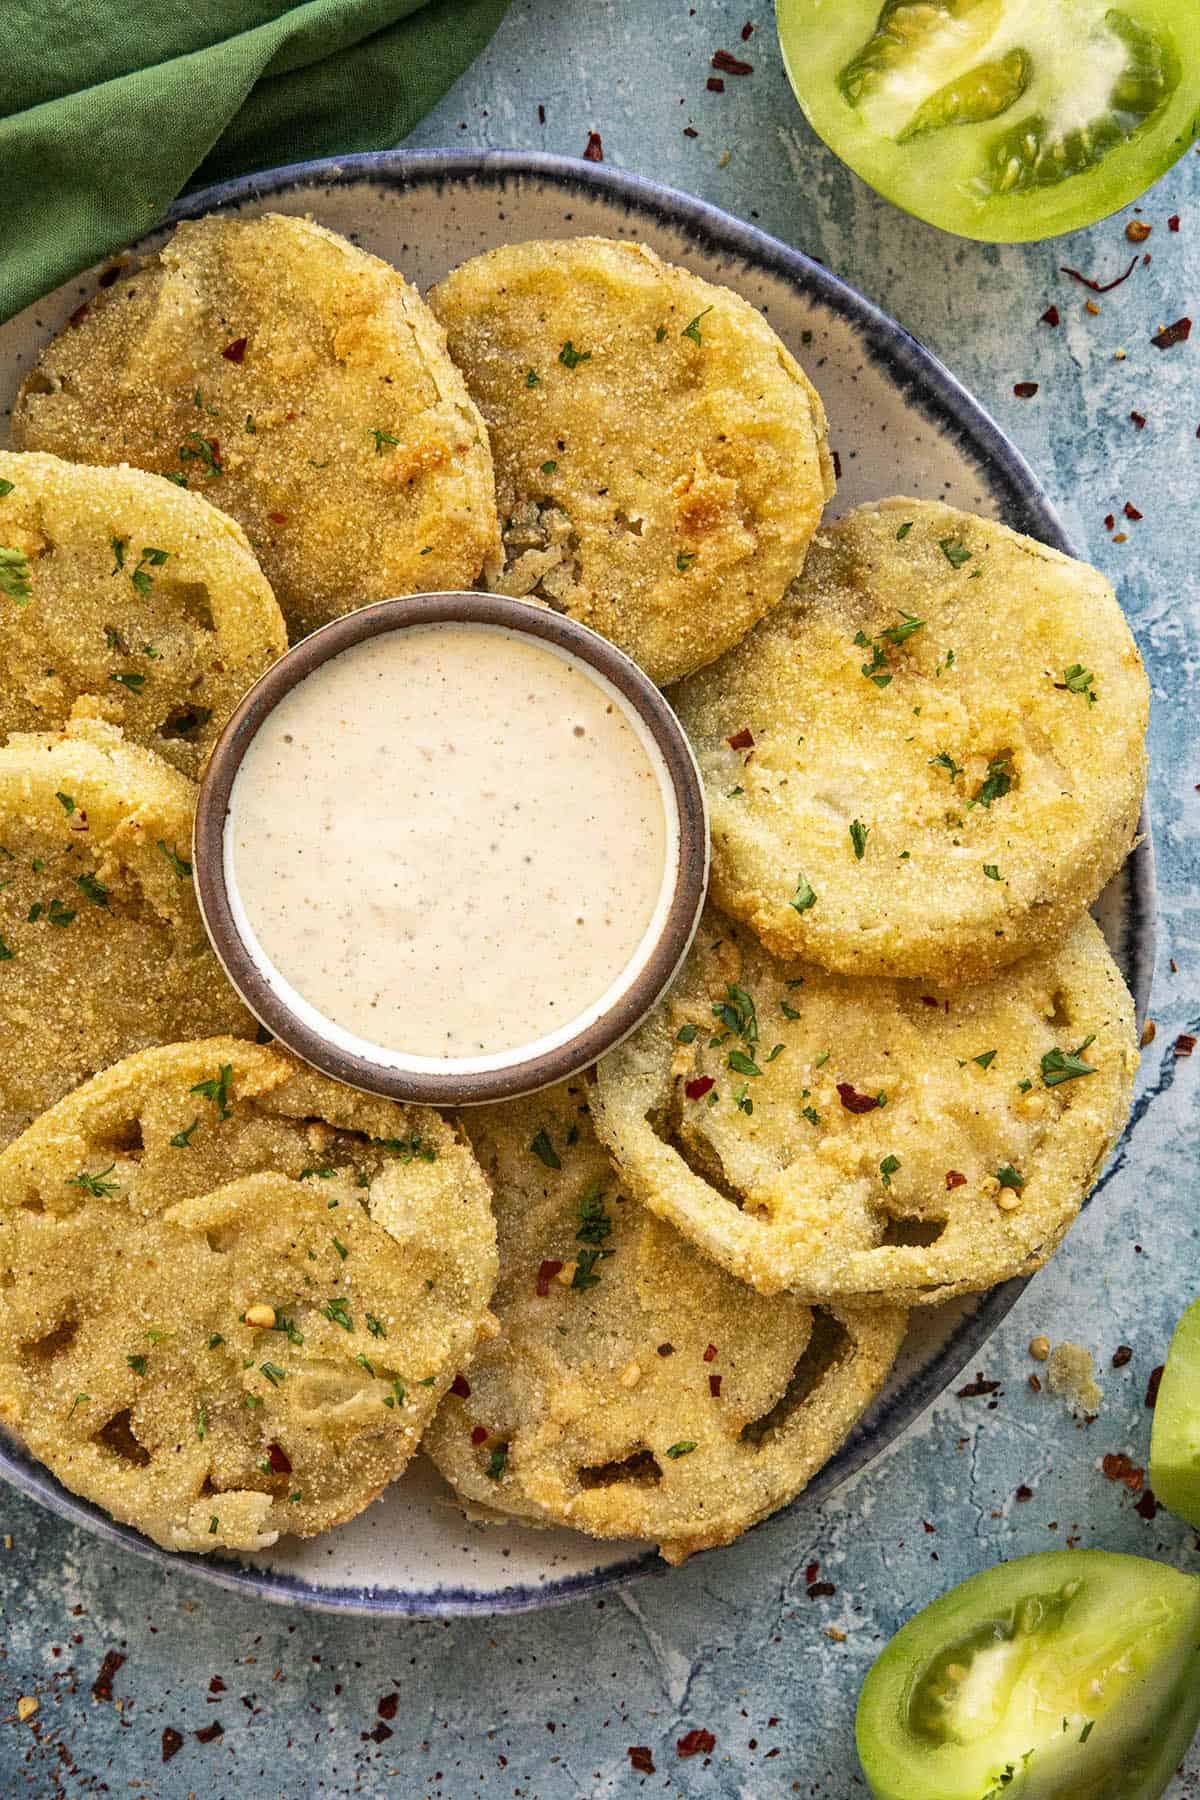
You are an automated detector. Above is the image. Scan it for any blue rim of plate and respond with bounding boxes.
[0,148,1156,1617]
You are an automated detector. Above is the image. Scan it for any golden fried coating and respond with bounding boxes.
[13,214,499,640]
[592,910,1137,1305]
[674,498,1149,982]
[0,1039,497,1552]
[0,451,285,777]
[0,718,253,1145]
[425,1082,904,1563]
[429,237,835,686]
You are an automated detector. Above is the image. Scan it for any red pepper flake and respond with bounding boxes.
[945,1170,967,1190]
[628,1747,656,1774]
[365,1722,393,1743]
[805,1560,820,1583]
[922,1520,936,1534]
[685,1075,716,1101]
[677,1727,716,1758]
[1130,411,1147,429]
[92,1649,125,1702]
[683,127,699,138]
[726,727,754,750]
[1060,255,1138,293]
[1136,1487,1159,1519]
[536,1258,563,1296]
[470,1425,488,1446]
[1175,1033,1196,1057]
[208,1675,226,1694]
[1123,500,1143,520]
[1169,215,1181,232]
[194,1720,224,1744]
[1104,512,1116,531]
[1146,1364,1165,1409]
[450,1373,471,1398]
[583,131,604,163]
[1101,1451,1144,1493]
[266,1442,291,1474]
[709,1373,722,1397]
[836,1082,879,1114]
[378,1692,399,1720]
[161,1726,184,1763]
[957,1373,1000,1398]
[807,1580,836,1599]
[1013,381,1039,398]
[1040,304,1061,327]
[1152,317,1192,349]
[702,1344,718,1363]
[712,49,753,74]
[741,20,754,39]
[1112,1345,1133,1367]
[222,336,248,364]
[267,511,288,525]
[707,76,726,92]
[1015,1483,1034,1501]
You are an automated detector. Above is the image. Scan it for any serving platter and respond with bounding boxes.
[0,149,1155,1616]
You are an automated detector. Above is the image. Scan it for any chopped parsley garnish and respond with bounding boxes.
[733,1083,753,1115]
[713,982,758,1046]
[162,705,212,739]
[260,1362,286,1386]
[983,863,1002,880]
[895,521,913,540]
[131,546,169,595]
[530,1128,561,1169]
[930,751,963,783]
[571,1249,604,1290]
[156,839,192,878]
[1079,1720,1095,1743]
[74,871,109,908]
[486,1442,509,1480]
[676,550,697,571]
[0,480,13,499]
[996,1164,1026,1191]
[126,1354,148,1376]
[577,1181,613,1250]
[802,1104,821,1126]
[1061,663,1097,704]
[110,670,146,693]
[781,1000,801,1021]
[814,1048,831,1068]
[196,1406,207,1441]
[880,612,924,646]
[276,1317,305,1347]
[209,1515,219,1534]
[765,1043,784,1063]
[169,1117,199,1148]
[558,340,591,369]
[728,1048,762,1077]
[299,1166,335,1180]
[790,872,817,915]
[191,1062,234,1119]
[850,819,869,861]
[676,1022,700,1044]
[681,307,713,345]
[374,1132,437,1163]
[0,936,12,961]
[55,791,75,815]
[856,636,892,688]
[1041,1036,1097,1087]
[540,459,557,474]
[973,1049,998,1069]
[322,1296,353,1330]
[971,755,1012,810]
[654,325,667,342]
[0,547,32,604]
[879,1154,901,1188]
[68,1392,89,1417]
[665,1440,697,1459]
[180,431,222,476]
[366,1313,387,1339]
[192,388,219,417]
[525,368,540,386]
[355,1353,374,1376]
[208,1332,224,1348]
[938,535,973,569]
[244,414,256,434]
[332,1236,349,1261]
[382,1379,407,1409]
[66,1164,118,1198]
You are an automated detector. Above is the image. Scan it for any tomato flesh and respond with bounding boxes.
[1149,1296,1200,1528]
[856,1549,1200,1797]
[777,1,1199,240]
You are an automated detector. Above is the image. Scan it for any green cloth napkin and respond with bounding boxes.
[0,0,510,323]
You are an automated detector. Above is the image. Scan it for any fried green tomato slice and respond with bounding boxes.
[0,451,285,777]
[591,909,1137,1304]
[424,1080,904,1563]
[0,1040,497,1552]
[429,236,835,686]
[674,498,1149,983]
[12,214,499,641]
[0,717,254,1145]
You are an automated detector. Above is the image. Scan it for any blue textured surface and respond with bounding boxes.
[2,3,1198,1793]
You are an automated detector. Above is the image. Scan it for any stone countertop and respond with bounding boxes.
[2,3,1198,1794]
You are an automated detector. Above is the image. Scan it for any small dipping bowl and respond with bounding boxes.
[194,593,709,1106]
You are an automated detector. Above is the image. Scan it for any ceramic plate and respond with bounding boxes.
[0,150,1155,1616]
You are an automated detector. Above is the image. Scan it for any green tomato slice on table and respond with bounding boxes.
[856,1549,1200,1797]
[1150,1295,1200,1527]
[777,1,1199,240]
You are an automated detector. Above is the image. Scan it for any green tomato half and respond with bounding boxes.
[856,1549,1200,1798]
[777,1,1200,240]
[1149,1295,1200,1527]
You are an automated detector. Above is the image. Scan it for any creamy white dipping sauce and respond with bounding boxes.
[228,623,672,1060]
